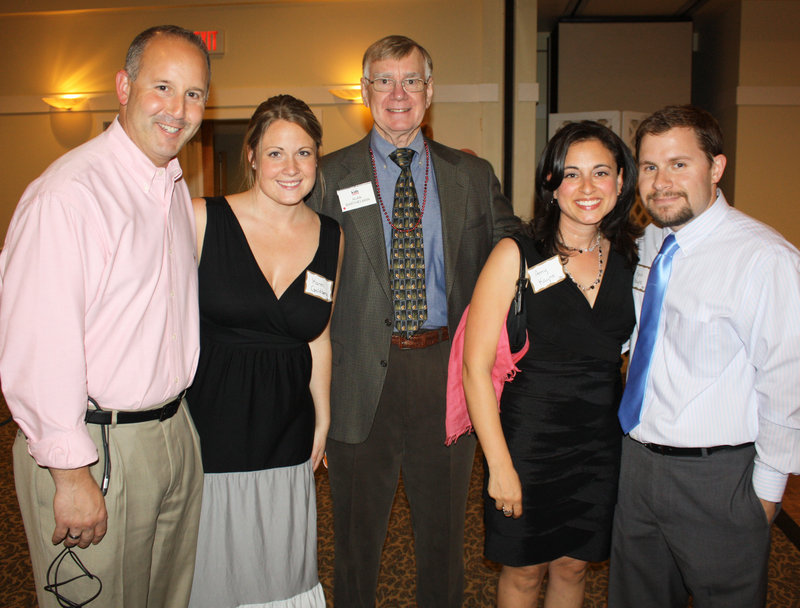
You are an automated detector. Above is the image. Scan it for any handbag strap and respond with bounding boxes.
[510,237,528,317]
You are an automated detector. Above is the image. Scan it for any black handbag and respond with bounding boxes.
[507,237,528,353]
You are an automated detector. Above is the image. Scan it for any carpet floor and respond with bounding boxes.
[2,398,799,607]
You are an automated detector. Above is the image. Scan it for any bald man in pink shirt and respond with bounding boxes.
[0,25,210,608]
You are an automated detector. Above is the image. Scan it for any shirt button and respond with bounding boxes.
[380,360,388,368]
[384,318,392,327]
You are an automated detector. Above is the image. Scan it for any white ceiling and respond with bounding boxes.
[537,0,710,32]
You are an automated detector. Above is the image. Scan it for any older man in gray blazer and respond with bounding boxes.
[308,35,517,607]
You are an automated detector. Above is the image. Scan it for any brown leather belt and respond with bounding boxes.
[391,327,449,350]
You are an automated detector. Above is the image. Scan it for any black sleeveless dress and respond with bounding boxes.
[187,197,338,608]
[483,234,635,567]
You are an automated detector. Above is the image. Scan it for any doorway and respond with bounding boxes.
[179,118,249,199]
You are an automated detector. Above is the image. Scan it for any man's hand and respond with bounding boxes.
[50,466,108,548]
[759,498,778,525]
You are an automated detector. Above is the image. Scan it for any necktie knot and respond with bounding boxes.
[659,233,680,259]
[390,148,414,168]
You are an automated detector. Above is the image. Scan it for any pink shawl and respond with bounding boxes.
[445,303,529,446]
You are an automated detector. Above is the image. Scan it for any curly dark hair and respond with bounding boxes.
[524,120,642,267]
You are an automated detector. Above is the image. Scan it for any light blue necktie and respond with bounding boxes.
[618,233,680,433]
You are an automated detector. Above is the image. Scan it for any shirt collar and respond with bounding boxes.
[669,189,730,254]
[369,128,425,168]
[107,117,184,194]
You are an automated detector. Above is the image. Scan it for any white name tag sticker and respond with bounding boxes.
[633,264,650,292]
[304,271,333,302]
[337,182,377,212]
[528,255,566,293]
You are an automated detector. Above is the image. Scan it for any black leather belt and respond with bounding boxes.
[85,396,182,425]
[638,441,754,457]
[391,327,449,350]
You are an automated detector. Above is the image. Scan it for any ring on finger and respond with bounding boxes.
[67,532,81,540]
[502,507,512,516]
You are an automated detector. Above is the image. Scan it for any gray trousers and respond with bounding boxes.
[608,436,772,608]
[326,340,476,608]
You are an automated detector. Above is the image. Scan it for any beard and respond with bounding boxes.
[645,191,695,228]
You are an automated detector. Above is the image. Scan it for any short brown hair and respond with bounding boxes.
[242,94,322,190]
[125,25,210,86]
[635,104,723,164]
[362,35,433,80]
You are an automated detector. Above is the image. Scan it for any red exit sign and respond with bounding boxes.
[195,30,224,55]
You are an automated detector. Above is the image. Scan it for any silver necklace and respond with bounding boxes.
[561,239,604,292]
[557,230,600,253]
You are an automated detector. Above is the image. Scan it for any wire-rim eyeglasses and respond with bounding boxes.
[365,77,429,93]
[44,545,102,607]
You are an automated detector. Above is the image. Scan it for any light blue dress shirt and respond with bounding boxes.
[628,191,800,502]
[370,129,447,329]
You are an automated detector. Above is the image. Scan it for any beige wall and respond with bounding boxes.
[0,0,535,239]
[512,0,539,220]
[733,0,800,247]
[556,21,692,114]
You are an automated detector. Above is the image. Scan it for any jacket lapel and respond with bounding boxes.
[430,141,467,300]
[337,137,393,304]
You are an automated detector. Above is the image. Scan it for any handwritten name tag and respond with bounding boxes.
[633,264,650,292]
[304,271,333,302]
[528,255,566,293]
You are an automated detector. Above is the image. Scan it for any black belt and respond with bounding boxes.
[637,440,754,457]
[85,396,182,425]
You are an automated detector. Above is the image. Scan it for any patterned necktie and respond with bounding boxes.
[389,148,427,337]
[618,233,680,433]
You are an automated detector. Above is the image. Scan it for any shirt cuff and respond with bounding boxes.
[27,429,99,470]
[752,460,788,503]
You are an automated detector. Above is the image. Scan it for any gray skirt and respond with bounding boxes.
[189,460,325,608]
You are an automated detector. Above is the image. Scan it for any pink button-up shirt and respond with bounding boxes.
[0,118,200,469]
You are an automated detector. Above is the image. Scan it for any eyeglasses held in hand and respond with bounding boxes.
[44,546,103,607]
[366,77,429,93]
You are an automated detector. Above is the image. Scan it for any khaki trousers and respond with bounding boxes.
[14,401,203,608]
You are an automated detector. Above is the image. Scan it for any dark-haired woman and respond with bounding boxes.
[187,95,342,608]
[462,121,640,607]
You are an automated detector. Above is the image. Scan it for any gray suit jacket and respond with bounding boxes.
[308,134,517,443]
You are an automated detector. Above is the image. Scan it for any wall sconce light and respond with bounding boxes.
[328,85,362,102]
[42,94,92,111]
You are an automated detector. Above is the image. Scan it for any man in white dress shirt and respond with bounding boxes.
[608,105,800,608]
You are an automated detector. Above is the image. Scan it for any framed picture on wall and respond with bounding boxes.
[549,110,648,150]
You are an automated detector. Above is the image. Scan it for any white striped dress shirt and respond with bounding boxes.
[629,191,800,502]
